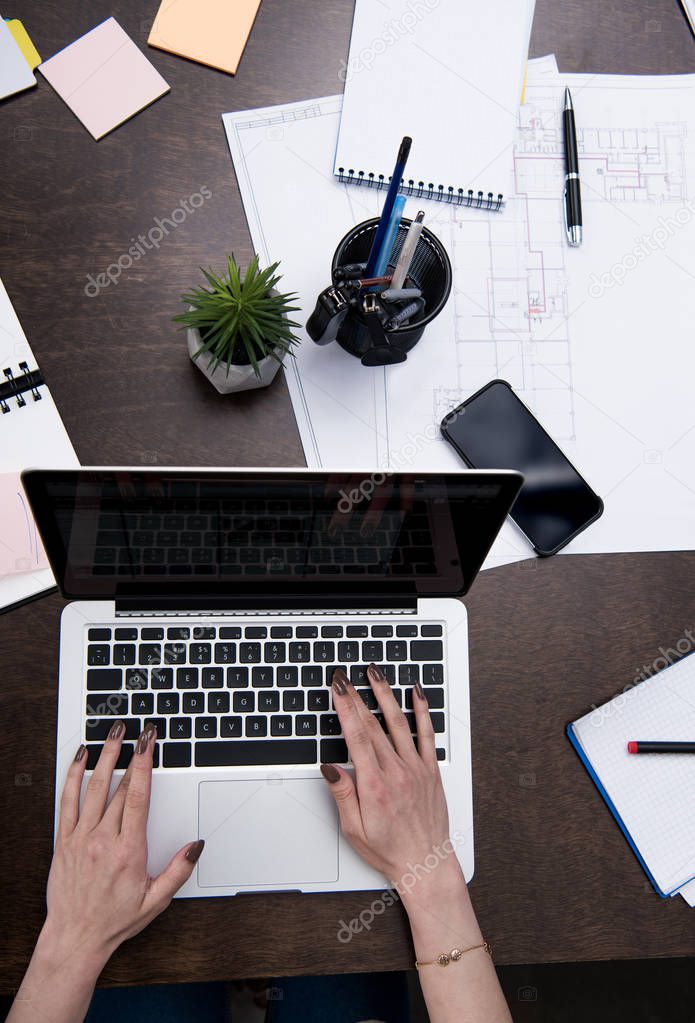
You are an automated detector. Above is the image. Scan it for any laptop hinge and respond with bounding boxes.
[114,598,418,617]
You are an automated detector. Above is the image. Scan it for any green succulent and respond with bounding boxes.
[175,255,301,379]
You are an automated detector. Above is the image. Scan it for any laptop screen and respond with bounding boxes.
[22,469,522,603]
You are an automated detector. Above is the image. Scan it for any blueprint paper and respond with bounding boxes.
[223,63,695,570]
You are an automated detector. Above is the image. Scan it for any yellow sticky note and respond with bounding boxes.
[6,19,41,70]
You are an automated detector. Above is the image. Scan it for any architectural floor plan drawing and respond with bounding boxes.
[223,67,695,568]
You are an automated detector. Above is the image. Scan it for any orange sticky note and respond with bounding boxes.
[148,0,262,75]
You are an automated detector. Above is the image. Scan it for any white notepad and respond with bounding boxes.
[334,0,536,208]
[569,651,695,897]
[0,278,78,612]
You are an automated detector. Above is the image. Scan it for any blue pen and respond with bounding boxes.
[365,136,412,277]
[369,194,406,287]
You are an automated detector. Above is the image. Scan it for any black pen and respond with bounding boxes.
[562,88,582,247]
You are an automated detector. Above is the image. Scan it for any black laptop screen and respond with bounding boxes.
[22,470,522,603]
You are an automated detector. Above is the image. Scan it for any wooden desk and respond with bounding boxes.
[1,0,695,993]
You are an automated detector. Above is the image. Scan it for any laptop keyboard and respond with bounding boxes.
[83,620,448,770]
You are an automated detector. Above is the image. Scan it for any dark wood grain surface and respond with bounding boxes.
[1,0,695,993]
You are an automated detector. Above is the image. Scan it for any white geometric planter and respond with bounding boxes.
[187,328,284,393]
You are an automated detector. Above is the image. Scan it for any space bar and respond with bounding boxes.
[195,740,317,767]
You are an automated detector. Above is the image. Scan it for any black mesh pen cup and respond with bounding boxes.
[329,216,452,364]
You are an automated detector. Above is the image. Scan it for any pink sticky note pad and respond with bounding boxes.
[39,17,169,140]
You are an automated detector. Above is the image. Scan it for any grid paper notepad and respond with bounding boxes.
[568,651,695,896]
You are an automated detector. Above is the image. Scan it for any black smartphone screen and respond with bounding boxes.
[441,380,603,556]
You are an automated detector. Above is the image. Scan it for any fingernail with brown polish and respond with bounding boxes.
[368,662,387,684]
[185,839,205,864]
[320,763,340,784]
[332,668,349,695]
[74,744,87,763]
[108,721,125,741]
[135,730,150,755]
[144,721,158,740]
[415,681,426,702]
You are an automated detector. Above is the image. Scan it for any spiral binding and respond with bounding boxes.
[0,361,44,414]
[336,168,504,211]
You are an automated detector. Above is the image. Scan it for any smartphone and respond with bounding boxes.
[440,379,603,556]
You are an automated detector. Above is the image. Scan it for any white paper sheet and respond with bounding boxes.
[223,63,695,570]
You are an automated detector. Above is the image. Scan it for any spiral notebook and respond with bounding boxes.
[0,277,78,613]
[568,651,695,900]
[334,0,535,210]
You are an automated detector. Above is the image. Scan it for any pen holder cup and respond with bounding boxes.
[330,216,452,365]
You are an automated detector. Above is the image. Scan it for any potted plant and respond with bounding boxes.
[175,255,300,393]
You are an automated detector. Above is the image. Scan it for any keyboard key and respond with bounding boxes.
[167,626,190,640]
[258,692,280,713]
[283,691,304,712]
[233,692,255,713]
[131,693,154,715]
[220,716,243,738]
[436,748,446,761]
[386,641,407,661]
[214,643,236,664]
[320,738,348,763]
[125,668,148,690]
[113,644,136,666]
[85,718,139,742]
[270,626,292,638]
[143,718,166,739]
[86,743,134,771]
[264,642,286,663]
[423,664,444,685]
[396,625,418,637]
[176,668,199,689]
[349,665,369,685]
[87,645,110,666]
[321,626,343,637]
[422,624,443,637]
[239,642,261,663]
[277,667,299,687]
[246,716,268,737]
[271,715,293,736]
[220,627,242,639]
[346,626,368,638]
[356,688,378,710]
[163,742,192,768]
[362,641,383,661]
[202,667,225,688]
[423,688,445,709]
[372,625,393,637]
[227,667,249,688]
[325,664,347,684]
[430,713,445,733]
[245,626,267,639]
[190,643,211,664]
[115,628,138,640]
[382,663,396,684]
[139,644,161,665]
[164,643,186,664]
[87,669,122,691]
[170,717,191,739]
[142,627,164,640]
[411,640,443,661]
[252,667,273,688]
[183,693,205,714]
[296,715,317,736]
[157,693,180,714]
[88,628,111,641]
[308,691,329,712]
[85,693,128,717]
[337,642,359,662]
[296,626,318,638]
[208,692,230,714]
[289,642,310,662]
[151,667,174,689]
[195,717,217,738]
[398,664,419,685]
[319,714,341,736]
[193,627,216,640]
[313,641,335,663]
[301,666,323,687]
[195,739,317,768]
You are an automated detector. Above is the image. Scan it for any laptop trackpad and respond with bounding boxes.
[197,778,339,888]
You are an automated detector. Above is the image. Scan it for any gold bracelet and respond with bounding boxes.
[415,940,492,969]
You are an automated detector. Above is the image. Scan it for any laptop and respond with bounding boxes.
[23,467,522,897]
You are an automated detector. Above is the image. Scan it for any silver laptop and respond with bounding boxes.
[23,467,522,898]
